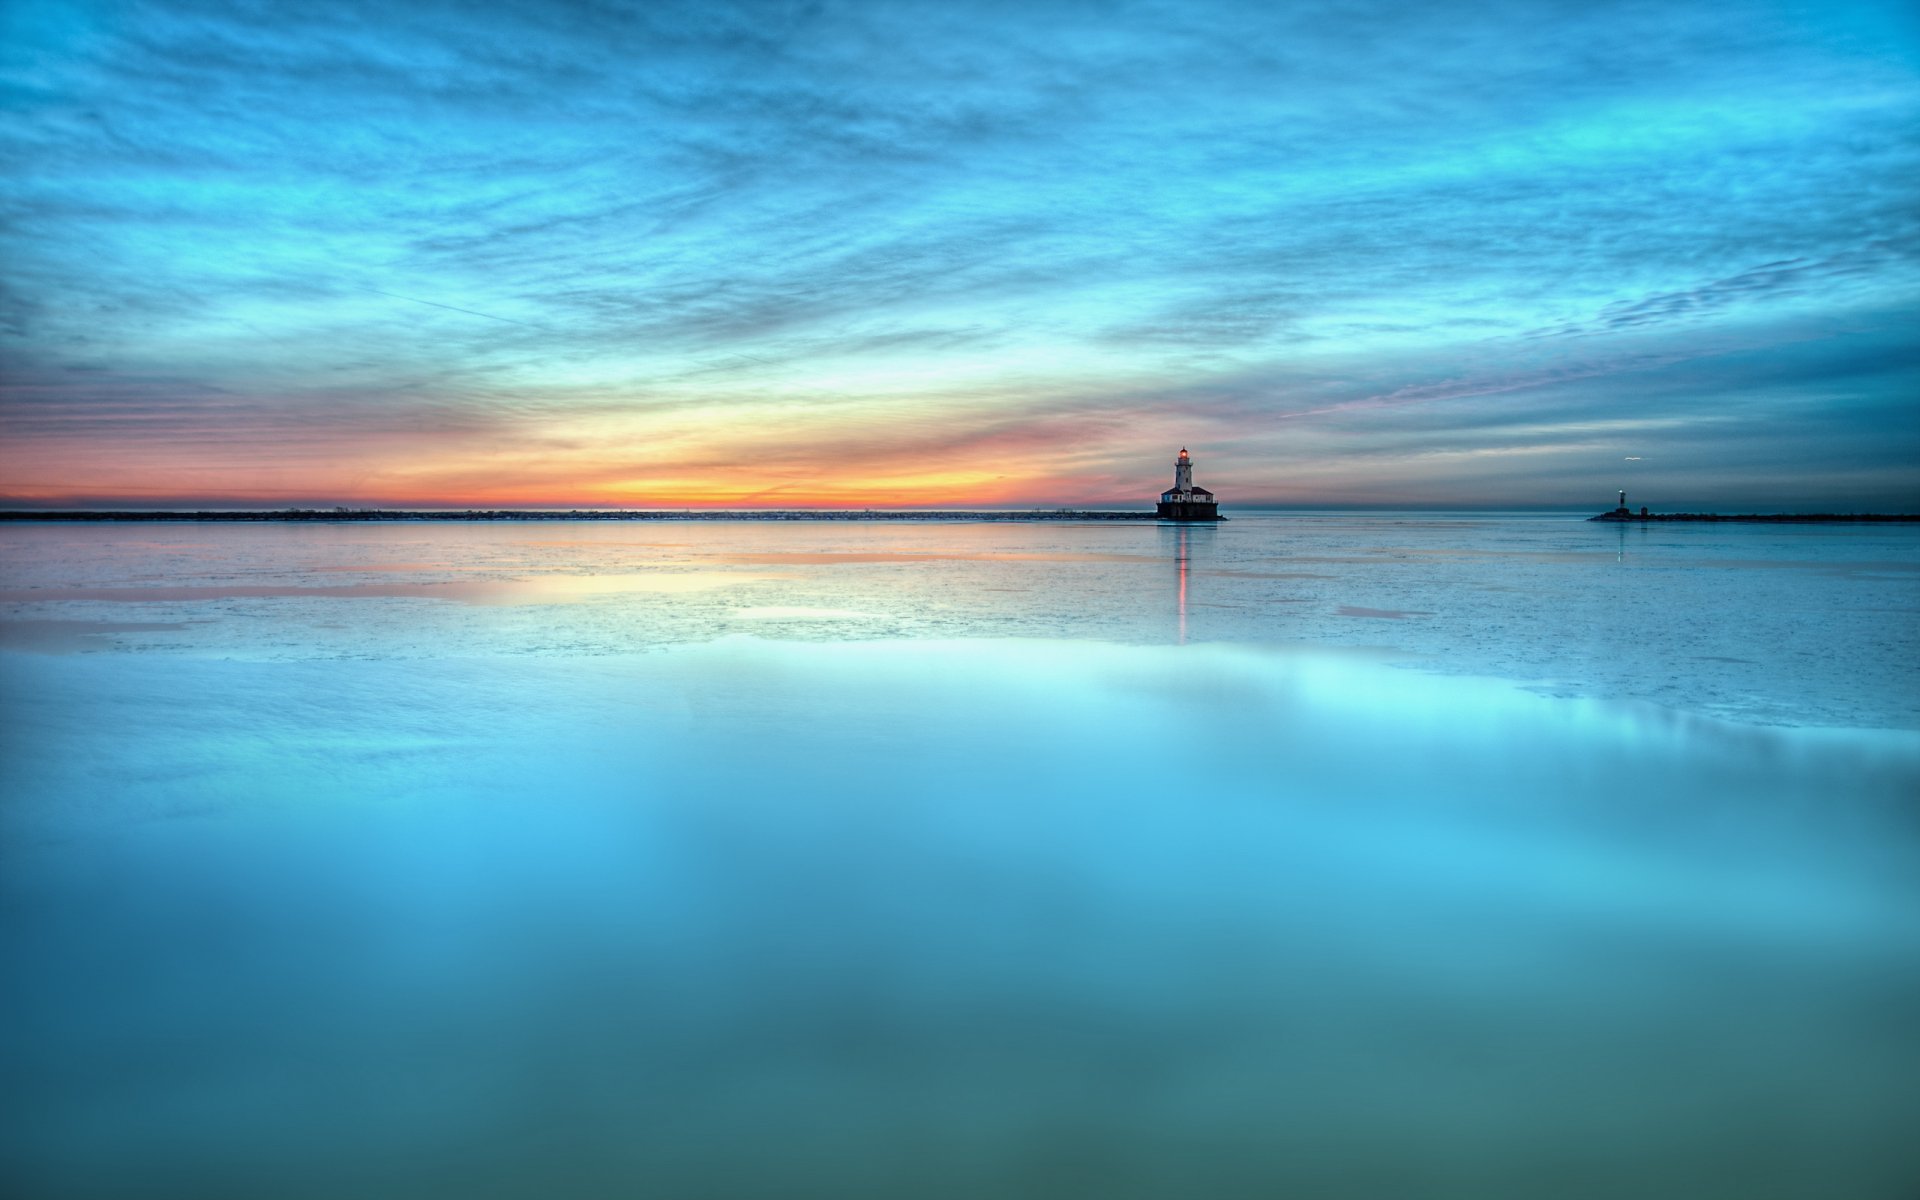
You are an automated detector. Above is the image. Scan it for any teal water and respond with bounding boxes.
[2,515,1917,1198]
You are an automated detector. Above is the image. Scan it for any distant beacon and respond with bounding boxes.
[1157,448,1221,521]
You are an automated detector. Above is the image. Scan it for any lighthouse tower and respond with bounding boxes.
[1157,448,1221,521]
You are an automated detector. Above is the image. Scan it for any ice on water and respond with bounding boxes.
[2,514,1914,726]
[2,515,1918,1197]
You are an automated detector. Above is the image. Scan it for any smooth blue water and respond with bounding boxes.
[3,515,1917,1198]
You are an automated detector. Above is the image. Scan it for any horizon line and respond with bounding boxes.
[6,504,1915,518]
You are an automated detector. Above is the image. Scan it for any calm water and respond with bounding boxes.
[2,514,1917,1198]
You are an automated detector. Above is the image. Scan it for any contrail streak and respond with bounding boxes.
[360,288,545,328]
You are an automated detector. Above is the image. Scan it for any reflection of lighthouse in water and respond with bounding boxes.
[1165,521,1216,644]
[1157,448,1221,521]
[1175,525,1189,643]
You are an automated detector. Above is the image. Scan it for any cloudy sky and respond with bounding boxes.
[3,0,1916,508]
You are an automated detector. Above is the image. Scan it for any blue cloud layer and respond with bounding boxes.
[2,0,1917,506]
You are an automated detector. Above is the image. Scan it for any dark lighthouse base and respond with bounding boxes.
[1157,500,1221,521]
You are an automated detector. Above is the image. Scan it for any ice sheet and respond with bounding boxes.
[2,514,1915,727]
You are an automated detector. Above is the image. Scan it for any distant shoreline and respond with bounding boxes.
[0,509,1175,523]
[1589,512,1920,523]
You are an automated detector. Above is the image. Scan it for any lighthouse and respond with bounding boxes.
[1157,448,1221,521]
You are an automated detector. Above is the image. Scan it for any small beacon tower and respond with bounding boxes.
[1157,448,1221,521]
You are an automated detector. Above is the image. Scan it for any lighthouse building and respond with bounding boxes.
[1157,448,1221,521]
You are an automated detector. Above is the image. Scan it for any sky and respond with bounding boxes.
[2,0,1917,510]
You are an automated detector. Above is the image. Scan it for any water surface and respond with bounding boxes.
[2,515,1916,1198]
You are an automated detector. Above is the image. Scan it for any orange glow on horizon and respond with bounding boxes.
[0,458,1165,510]
[0,413,1192,508]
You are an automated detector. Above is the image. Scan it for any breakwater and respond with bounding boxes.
[1,509,1171,523]
[1590,511,1919,524]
